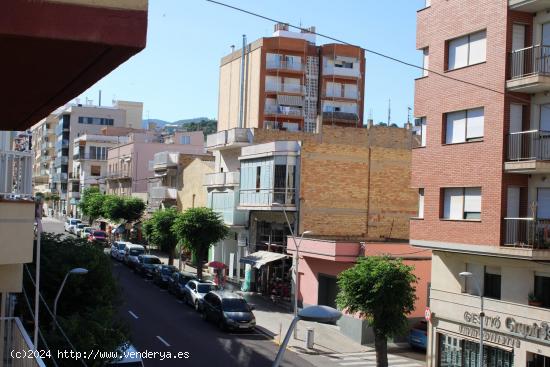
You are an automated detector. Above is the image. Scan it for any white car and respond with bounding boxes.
[124,244,145,268]
[111,241,131,261]
[183,280,218,311]
[64,218,81,233]
[74,223,88,237]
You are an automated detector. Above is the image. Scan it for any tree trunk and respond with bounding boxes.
[374,331,388,367]
[168,248,175,266]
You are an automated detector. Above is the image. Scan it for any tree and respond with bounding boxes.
[122,197,146,223]
[102,195,125,222]
[336,256,417,367]
[142,208,179,265]
[172,207,228,279]
[79,187,105,224]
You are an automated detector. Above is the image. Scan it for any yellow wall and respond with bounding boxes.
[177,158,214,211]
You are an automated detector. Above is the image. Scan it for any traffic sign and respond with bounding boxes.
[425,307,431,322]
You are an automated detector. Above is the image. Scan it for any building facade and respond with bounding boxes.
[30,114,57,195]
[413,0,550,366]
[177,157,215,211]
[217,23,365,134]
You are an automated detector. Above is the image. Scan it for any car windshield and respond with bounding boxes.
[77,224,86,229]
[143,257,161,265]
[117,243,126,250]
[70,220,80,225]
[222,299,250,312]
[130,249,144,256]
[197,284,216,293]
[93,231,106,237]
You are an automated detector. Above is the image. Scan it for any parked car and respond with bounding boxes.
[74,223,88,237]
[87,230,107,245]
[124,244,146,268]
[135,255,162,277]
[64,218,81,233]
[80,227,94,239]
[111,241,132,261]
[153,265,179,287]
[168,272,197,298]
[408,321,428,350]
[184,280,218,311]
[200,291,256,331]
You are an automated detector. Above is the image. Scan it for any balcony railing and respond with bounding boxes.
[153,152,179,168]
[0,150,33,198]
[204,171,240,187]
[510,45,550,79]
[239,188,296,207]
[504,217,550,249]
[322,111,359,122]
[323,65,360,78]
[264,105,304,117]
[507,130,550,161]
[73,153,107,160]
[51,172,68,182]
[54,139,69,151]
[149,186,177,200]
[206,128,252,150]
[106,170,131,179]
[266,60,303,72]
[265,83,305,94]
[54,156,68,166]
[0,318,46,367]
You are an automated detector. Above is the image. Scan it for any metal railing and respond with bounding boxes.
[204,171,240,187]
[149,186,177,200]
[72,153,107,161]
[510,44,550,79]
[265,84,305,94]
[0,317,46,366]
[266,60,303,71]
[106,170,131,179]
[322,111,359,121]
[323,65,360,78]
[507,130,550,161]
[504,218,550,249]
[239,188,296,207]
[264,105,304,117]
[0,150,33,198]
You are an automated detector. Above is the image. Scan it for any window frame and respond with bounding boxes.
[441,187,482,221]
[446,30,487,71]
[444,107,484,145]
[483,266,501,300]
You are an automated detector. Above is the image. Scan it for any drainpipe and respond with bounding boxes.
[238,35,247,129]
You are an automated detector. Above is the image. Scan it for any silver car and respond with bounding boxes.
[184,280,218,311]
[110,241,131,261]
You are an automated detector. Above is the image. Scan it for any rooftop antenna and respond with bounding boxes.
[368,109,373,120]
[407,106,412,125]
[387,98,391,125]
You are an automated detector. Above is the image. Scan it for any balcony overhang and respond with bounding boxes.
[506,75,550,93]
[0,0,148,131]
[509,0,550,12]
[504,160,550,173]
[287,238,360,262]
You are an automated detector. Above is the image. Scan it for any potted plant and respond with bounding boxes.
[529,292,542,307]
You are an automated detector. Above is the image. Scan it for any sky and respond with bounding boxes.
[78,0,424,126]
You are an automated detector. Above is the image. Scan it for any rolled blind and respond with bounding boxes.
[468,31,486,65]
[466,108,484,139]
[444,188,464,220]
[448,36,469,70]
[464,187,481,213]
[446,111,466,144]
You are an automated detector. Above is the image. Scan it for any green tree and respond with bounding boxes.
[122,197,146,223]
[79,187,105,224]
[142,208,179,265]
[336,256,417,367]
[22,233,128,366]
[172,207,228,279]
[102,195,125,222]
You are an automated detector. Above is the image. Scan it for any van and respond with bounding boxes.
[124,244,145,269]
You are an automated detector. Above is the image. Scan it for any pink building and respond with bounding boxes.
[106,131,206,199]
[287,239,431,344]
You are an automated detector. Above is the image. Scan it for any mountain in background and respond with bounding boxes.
[141,117,209,129]
[142,117,217,138]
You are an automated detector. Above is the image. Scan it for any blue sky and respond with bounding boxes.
[79,0,424,126]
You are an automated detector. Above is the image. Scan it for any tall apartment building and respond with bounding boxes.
[30,111,63,194]
[413,1,550,365]
[217,23,365,133]
[51,101,143,216]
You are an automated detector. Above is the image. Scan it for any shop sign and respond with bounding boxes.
[458,324,520,348]
[463,311,550,346]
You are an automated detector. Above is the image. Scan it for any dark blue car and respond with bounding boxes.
[408,321,427,350]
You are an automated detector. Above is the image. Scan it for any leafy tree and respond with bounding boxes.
[22,233,128,366]
[79,187,105,224]
[102,195,125,222]
[122,197,146,223]
[172,207,228,279]
[142,208,179,265]
[336,256,417,367]
[377,122,388,126]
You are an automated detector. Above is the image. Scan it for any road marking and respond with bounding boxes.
[156,336,170,347]
[128,311,139,319]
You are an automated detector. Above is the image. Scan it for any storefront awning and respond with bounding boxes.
[239,251,288,269]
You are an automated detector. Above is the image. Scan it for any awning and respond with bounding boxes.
[239,251,288,269]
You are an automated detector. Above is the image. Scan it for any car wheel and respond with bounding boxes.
[194,300,200,311]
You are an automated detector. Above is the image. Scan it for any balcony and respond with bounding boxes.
[0,200,34,266]
[507,45,550,93]
[265,83,305,95]
[503,218,550,259]
[266,60,304,73]
[54,139,69,151]
[509,0,550,12]
[264,105,304,118]
[54,123,69,135]
[0,318,45,366]
[73,152,107,161]
[239,188,296,210]
[324,89,360,100]
[0,150,33,197]
[206,128,253,151]
[204,171,240,187]
[106,170,131,180]
[322,111,359,123]
[323,65,360,78]
[149,186,177,200]
[505,130,550,173]
[54,156,68,167]
[51,173,68,182]
[153,152,179,169]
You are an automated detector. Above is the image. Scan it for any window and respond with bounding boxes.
[445,107,484,144]
[90,165,101,176]
[422,48,429,77]
[418,189,425,218]
[414,117,427,147]
[180,135,190,145]
[535,274,550,308]
[255,166,261,193]
[447,30,486,70]
[484,266,501,300]
[443,187,481,220]
[77,117,114,126]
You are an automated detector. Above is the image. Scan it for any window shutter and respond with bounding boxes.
[466,108,484,139]
[448,36,469,70]
[468,31,487,65]
[464,187,481,213]
[421,118,427,147]
[418,189,425,218]
[538,188,550,219]
[344,84,358,99]
[510,104,523,133]
[541,104,550,131]
[446,111,466,144]
[422,48,429,77]
[444,188,464,219]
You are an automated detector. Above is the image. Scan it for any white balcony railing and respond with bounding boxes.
[264,105,304,117]
[265,83,305,94]
[323,65,360,78]
[0,150,33,198]
[153,152,179,168]
[149,186,177,200]
[204,171,240,187]
[206,129,252,150]
[0,318,46,366]
[266,60,303,72]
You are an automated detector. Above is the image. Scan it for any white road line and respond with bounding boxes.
[128,311,139,319]
[156,336,171,347]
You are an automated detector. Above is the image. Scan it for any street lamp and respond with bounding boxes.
[459,271,484,367]
[272,202,312,338]
[53,268,88,324]
[273,305,342,367]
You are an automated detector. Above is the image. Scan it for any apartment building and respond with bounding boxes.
[30,114,58,194]
[177,157,215,211]
[413,1,550,365]
[106,131,205,200]
[217,23,365,134]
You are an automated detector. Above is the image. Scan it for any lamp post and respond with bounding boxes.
[272,202,311,339]
[53,268,88,326]
[459,271,484,367]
